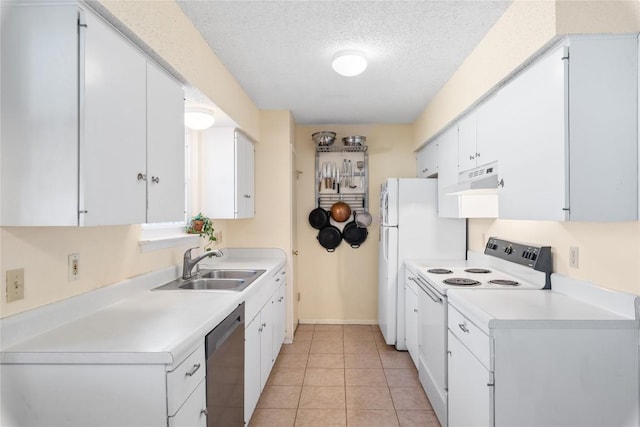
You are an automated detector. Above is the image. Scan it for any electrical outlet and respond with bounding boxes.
[6,268,25,302]
[569,246,579,268]
[68,254,80,281]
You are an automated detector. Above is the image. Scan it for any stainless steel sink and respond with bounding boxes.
[179,278,245,290]
[199,269,259,279]
[153,269,266,292]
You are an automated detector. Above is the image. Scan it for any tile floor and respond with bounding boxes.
[249,324,442,427]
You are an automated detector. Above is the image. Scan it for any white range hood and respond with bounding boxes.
[444,162,499,218]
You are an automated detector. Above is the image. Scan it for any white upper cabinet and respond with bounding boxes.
[146,63,186,223]
[201,127,255,219]
[416,142,438,178]
[497,35,638,221]
[83,9,148,226]
[0,3,185,226]
[436,126,461,218]
[457,112,477,172]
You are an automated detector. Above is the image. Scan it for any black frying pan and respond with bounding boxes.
[308,199,330,230]
[342,214,368,248]
[317,225,342,252]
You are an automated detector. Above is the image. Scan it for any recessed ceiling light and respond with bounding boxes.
[332,51,367,77]
[184,107,215,130]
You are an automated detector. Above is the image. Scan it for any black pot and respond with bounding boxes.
[342,218,368,248]
[309,202,330,230]
[317,225,342,252]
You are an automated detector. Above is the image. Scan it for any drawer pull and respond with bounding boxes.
[201,408,208,416]
[185,363,201,377]
[458,323,469,333]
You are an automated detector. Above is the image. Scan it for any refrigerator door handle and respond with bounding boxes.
[382,226,389,262]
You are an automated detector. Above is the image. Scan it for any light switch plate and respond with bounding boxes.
[6,268,25,302]
[569,246,579,268]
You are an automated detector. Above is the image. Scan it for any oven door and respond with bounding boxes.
[412,275,447,426]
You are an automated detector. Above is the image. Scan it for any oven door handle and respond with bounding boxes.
[410,276,443,304]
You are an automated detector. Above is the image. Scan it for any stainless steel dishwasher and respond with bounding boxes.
[205,303,245,427]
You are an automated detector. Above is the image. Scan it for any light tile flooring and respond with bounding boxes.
[249,324,442,427]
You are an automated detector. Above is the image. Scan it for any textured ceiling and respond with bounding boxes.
[177,0,512,125]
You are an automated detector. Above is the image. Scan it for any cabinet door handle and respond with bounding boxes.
[497,179,504,188]
[185,363,201,377]
[244,194,251,198]
[458,323,469,333]
[476,152,481,158]
[151,176,159,184]
[469,155,475,160]
[137,173,146,182]
[200,408,208,416]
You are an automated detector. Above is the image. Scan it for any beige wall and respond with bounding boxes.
[469,220,640,295]
[417,0,640,296]
[295,125,415,323]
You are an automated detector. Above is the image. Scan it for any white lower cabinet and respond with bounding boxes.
[404,275,419,367]
[169,379,207,427]
[447,331,492,427]
[0,345,206,426]
[244,268,287,424]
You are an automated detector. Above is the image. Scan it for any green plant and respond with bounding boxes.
[187,213,217,250]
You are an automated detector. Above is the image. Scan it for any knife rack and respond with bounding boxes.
[315,144,368,213]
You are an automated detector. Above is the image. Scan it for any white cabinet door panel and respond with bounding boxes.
[1,5,80,226]
[436,126,460,218]
[169,380,207,427]
[146,62,185,223]
[496,45,566,221]
[417,142,438,178]
[83,10,147,226]
[457,112,477,172]
[244,316,261,424]
[448,331,492,427]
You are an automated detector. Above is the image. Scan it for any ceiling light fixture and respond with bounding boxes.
[184,107,215,130]
[332,51,368,77]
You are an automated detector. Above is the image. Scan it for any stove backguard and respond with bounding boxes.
[484,237,552,289]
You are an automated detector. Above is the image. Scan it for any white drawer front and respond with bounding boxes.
[448,306,490,370]
[169,379,207,427]
[167,345,206,416]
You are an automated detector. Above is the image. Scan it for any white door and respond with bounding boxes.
[378,225,398,345]
[448,331,492,427]
[82,9,147,226]
[146,62,185,223]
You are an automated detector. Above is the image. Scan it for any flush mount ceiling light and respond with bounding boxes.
[184,107,215,130]
[332,51,368,77]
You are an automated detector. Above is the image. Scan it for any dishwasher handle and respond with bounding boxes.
[205,302,245,358]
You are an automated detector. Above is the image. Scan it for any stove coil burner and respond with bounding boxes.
[465,268,492,274]
[489,279,520,286]
[443,278,481,286]
[427,268,453,274]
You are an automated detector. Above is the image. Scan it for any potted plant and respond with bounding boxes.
[187,213,217,251]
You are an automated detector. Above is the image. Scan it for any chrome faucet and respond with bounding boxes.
[182,247,223,279]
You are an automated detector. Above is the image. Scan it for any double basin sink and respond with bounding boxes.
[154,269,266,292]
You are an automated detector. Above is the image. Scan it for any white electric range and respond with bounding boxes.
[405,237,553,427]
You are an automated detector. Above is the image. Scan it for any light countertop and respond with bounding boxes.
[448,289,640,334]
[0,248,286,366]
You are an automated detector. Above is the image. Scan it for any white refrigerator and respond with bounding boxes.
[378,178,466,349]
